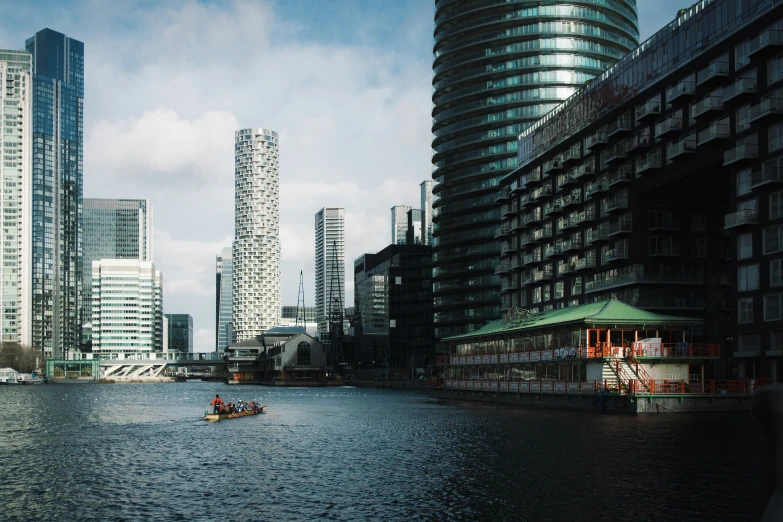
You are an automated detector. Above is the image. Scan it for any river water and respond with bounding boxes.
[0,382,767,521]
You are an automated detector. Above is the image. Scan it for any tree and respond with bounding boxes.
[0,343,40,373]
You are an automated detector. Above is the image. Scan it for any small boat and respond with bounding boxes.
[203,405,266,422]
[17,374,44,385]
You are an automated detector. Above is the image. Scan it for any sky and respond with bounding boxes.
[0,0,688,352]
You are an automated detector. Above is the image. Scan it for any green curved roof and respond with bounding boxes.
[443,299,702,341]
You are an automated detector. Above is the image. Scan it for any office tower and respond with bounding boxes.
[406,208,424,245]
[281,305,317,323]
[431,3,639,338]
[82,199,152,322]
[0,50,32,346]
[26,29,85,357]
[232,128,281,341]
[166,314,193,353]
[314,207,345,338]
[215,246,233,351]
[420,180,434,246]
[91,260,162,353]
[391,205,411,245]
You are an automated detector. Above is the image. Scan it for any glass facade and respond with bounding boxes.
[314,207,345,338]
[420,180,435,245]
[431,0,639,339]
[390,205,411,245]
[26,29,84,358]
[215,246,233,351]
[0,50,32,346]
[281,305,317,323]
[82,199,152,324]
[166,313,193,353]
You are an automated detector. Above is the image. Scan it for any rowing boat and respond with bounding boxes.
[203,405,266,422]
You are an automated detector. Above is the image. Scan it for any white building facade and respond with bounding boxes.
[390,205,411,245]
[91,259,163,353]
[232,128,281,342]
[216,246,233,351]
[420,180,434,246]
[314,207,345,339]
[0,50,32,347]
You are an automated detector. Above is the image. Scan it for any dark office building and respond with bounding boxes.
[497,0,783,379]
[406,209,424,245]
[166,314,193,353]
[26,28,84,357]
[430,0,640,339]
[354,245,434,376]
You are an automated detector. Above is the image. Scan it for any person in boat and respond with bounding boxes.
[210,394,224,414]
[237,400,245,413]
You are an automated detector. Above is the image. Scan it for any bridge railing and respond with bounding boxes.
[80,352,225,363]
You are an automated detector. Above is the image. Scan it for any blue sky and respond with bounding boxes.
[0,0,691,350]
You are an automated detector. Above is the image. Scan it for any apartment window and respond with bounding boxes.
[554,281,564,299]
[737,104,751,133]
[737,169,752,197]
[738,264,759,291]
[533,286,541,304]
[738,232,753,260]
[519,290,527,307]
[765,225,783,254]
[769,52,783,86]
[691,237,707,258]
[738,297,754,324]
[690,212,706,233]
[738,333,761,352]
[771,331,783,352]
[772,191,783,219]
[543,284,551,302]
[765,293,783,321]
[773,259,783,287]
[571,276,583,295]
[770,121,783,154]
[650,236,677,256]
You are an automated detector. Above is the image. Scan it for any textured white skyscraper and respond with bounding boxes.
[390,205,411,245]
[233,128,281,341]
[0,50,32,346]
[314,208,345,339]
[420,180,434,246]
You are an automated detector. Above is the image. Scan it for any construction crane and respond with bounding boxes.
[295,270,306,330]
[327,240,346,374]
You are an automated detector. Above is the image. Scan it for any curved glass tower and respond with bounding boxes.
[431,0,640,338]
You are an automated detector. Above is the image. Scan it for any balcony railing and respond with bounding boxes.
[602,196,629,213]
[531,184,552,201]
[607,166,632,186]
[573,207,596,224]
[570,161,595,180]
[748,29,783,57]
[605,142,628,163]
[533,268,554,282]
[556,171,577,190]
[585,270,704,292]
[628,129,652,151]
[584,179,609,198]
[724,77,757,102]
[562,144,581,164]
[584,128,608,150]
[494,225,510,238]
[585,227,609,244]
[697,120,730,145]
[635,100,661,121]
[691,95,723,119]
[748,97,783,123]
[495,187,511,203]
[636,153,662,174]
[724,208,759,229]
[522,251,542,266]
[523,209,542,225]
[574,257,596,271]
[543,156,564,174]
[602,244,629,262]
[666,79,695,103]
[723,143,758,166]
[750,166,783,189]
[495,263,510,275]
[607,116,631,136]
[558,261,576,275]
[654,116,683,138]
[533,227,552,242]
[543,199,563,216]
[667,135,697,160]
[696,60,729,86]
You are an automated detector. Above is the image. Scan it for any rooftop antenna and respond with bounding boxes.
[295,270,306,329]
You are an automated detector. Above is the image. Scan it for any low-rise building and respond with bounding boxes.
[226,332,327,384]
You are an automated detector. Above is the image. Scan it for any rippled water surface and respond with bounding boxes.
[0,383,767,521]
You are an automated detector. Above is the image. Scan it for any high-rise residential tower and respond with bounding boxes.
[431,2,639,338]
[91,259,162,353]
[26,29,85,357]
[314,207,345,339]
[232,128,281,341]
[420,180,434,246]
[215,246,233,351]
[0,50,32,347]
[391,205,411,245]
[82,198,152,322]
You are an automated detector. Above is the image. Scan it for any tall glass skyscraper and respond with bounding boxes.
[26,29,84,357]
[314,207,345,339]
[420,180,434,246]
[0,50,32,346]
[82,199,152,324]
[391,205,411,245]
[431,1,639,338]
[215,246,233,351]
[233,128,281,341]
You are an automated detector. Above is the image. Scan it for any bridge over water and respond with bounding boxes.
[77,352,228,381]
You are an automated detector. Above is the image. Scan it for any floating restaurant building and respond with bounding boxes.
[493,0,783,381]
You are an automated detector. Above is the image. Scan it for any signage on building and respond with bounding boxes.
[502,307,540,327]
[554,347,577,358]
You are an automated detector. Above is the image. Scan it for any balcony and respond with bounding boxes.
[561,192,581,209]
[494,225,510,239]
[543,199,563,217]
[543,243,556,259]
[511,255,524,270]
[522,251,542,266]
[495,187,511,203]
[523,169,542,186]
[556,171,577,190]
[531,184,553,201]
[575,257,597,271]
[667,135,697,161]
[558,237,580,253]
[500,241,517,255]
[518,192,531,208]
[724,209,759,229]
[585,269,704,293]
[533,268,554,282]
[697,119,730,145]
[636,153,662,174]
[557,216,573,232]
[543,156,564,174]
[519,233,534,247]
[628,128,652,151]
[649,217,679,231]
[523,209,542,225]
[604,142,628,164]
[654,116,683,138]
[748,98,783,123]
[608,219,632,236]
[519,272,532,286]
[585,227,609,244]
[603,244,629,263]
[563,144,581,164]
[501,204,515,217]
[510,217,524,232]
[691,95,723,119]
[750,166,783,189]
[573,207,596,224]
[696,60,729,86]
[650,244,681,257]
[635,100,661,122]
[585,128,608,150]
[607,116,631,137]
[584,179,609,198]
[558,260,576,275]
[533,226,552,242]
[500,278,516,292]
[724,77,757,103]
[607,166,632,187]
[602,196,629,214]
[666,79,695,103]
[570,161,595,181]
[748,29,783,57]
[723,143,758,166]
[495,263,510,275]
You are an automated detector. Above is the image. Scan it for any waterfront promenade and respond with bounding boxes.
[0,382,767,520]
